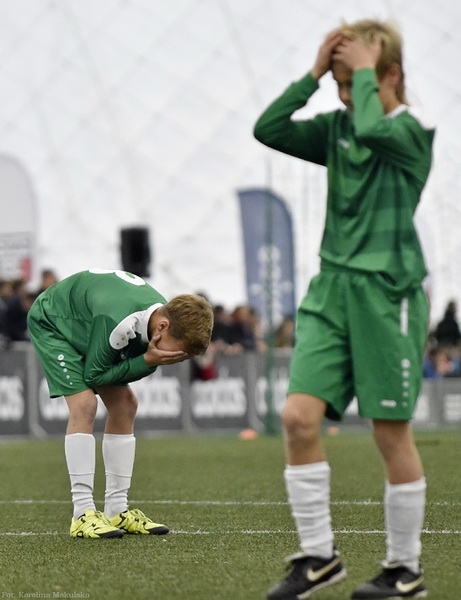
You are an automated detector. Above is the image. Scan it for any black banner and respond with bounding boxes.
[0,343,458,437]
[0,345,30,435]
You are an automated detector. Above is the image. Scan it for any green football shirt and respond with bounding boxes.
[28,269,167,388]
[254,69,435,294]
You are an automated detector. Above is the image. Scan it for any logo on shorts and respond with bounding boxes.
[380,399,397,408]
[56,353,73,386]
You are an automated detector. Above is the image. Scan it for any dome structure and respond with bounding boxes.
[0,0,459,325]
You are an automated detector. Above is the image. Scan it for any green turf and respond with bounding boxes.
[0,429,460,599]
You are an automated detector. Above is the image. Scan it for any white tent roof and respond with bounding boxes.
[1,0,460,324]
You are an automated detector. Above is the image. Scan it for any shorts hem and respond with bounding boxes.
[287,388,344,421]
[48,385,91,398]
[358,412,414,421]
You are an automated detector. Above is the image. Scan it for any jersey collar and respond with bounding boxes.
[140,303,164,343]
[386,104,407,119]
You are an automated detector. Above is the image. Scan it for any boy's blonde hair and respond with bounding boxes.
[340,19,407,103]
[163,294,214,356]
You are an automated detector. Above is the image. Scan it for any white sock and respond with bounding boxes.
[385,478,426,573]
[102,433,136,519]
[65,433,96,520]
[284,461,333,558]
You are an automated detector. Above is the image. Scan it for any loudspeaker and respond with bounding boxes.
[120,227,151,277]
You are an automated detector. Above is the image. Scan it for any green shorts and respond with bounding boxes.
[27,299,90,397]
[288,269,429,421]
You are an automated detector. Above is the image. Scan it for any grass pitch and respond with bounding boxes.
[0,429,460,599]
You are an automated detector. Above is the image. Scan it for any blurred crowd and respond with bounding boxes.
[4,272,458,383]
[0,271,296,363]
[191,295,295,381]
[0,269,58,347]
[423,300,461,379]
[4,269,461,380]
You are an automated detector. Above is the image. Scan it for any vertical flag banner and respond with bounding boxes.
[0,154,37,282]
[237,188,296,331]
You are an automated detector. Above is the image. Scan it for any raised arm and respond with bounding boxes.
[253,29,343,164]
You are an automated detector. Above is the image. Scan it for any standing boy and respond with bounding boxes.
[28,268,213,539]
[254,19,433,599]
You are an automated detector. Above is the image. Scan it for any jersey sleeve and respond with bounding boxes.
[351,68,434,183]
[253,73,330,165]
[82,315,155,387]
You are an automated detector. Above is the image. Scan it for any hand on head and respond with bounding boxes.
[311,28,343,80]
[332,34,381,72]
[311,28,381,79]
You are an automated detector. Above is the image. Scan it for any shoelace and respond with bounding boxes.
[79,511,112,530]
[125,509,150,530]
[129,509,146,519]
[95,511,110,522]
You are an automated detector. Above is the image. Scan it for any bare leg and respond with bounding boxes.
[65,389,98,434]
[282,393,327,465]
[373,420,426,572]
[98,385,138,434]
[372,420,423,484]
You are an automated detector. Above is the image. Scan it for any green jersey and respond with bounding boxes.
[254,69,435,294]
[28,269,167,388]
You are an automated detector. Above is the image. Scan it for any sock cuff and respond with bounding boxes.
[385,478,426,508]
[103,433,135,441]
[385,477,426,493]
[284,461,330,479]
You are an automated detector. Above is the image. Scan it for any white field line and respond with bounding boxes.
[1,499,460,536]
[1,528,461,537]
[0,499,460,506]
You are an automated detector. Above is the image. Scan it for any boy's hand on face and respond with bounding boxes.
[332,35,382,72]
[311,28,344,80]
[144,335,190,367]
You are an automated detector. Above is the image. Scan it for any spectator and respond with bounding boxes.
[248,306,267,352]
[35,268,59,297]
[0,279,13,347]
[434,300,461,348]
[227,305,259,352]
[190,293,218,380]
[423,345,460,378]
[5,279,35,341]
[272,316,296,348]
[190,348,217,381]
[210,304,232,348]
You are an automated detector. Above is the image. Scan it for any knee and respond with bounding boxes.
[122,388,138,418]
[282,402,318,446]
[66,393,98,432]
[76,406,97,430]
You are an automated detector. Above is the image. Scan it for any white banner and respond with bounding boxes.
[0,154,36,281]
